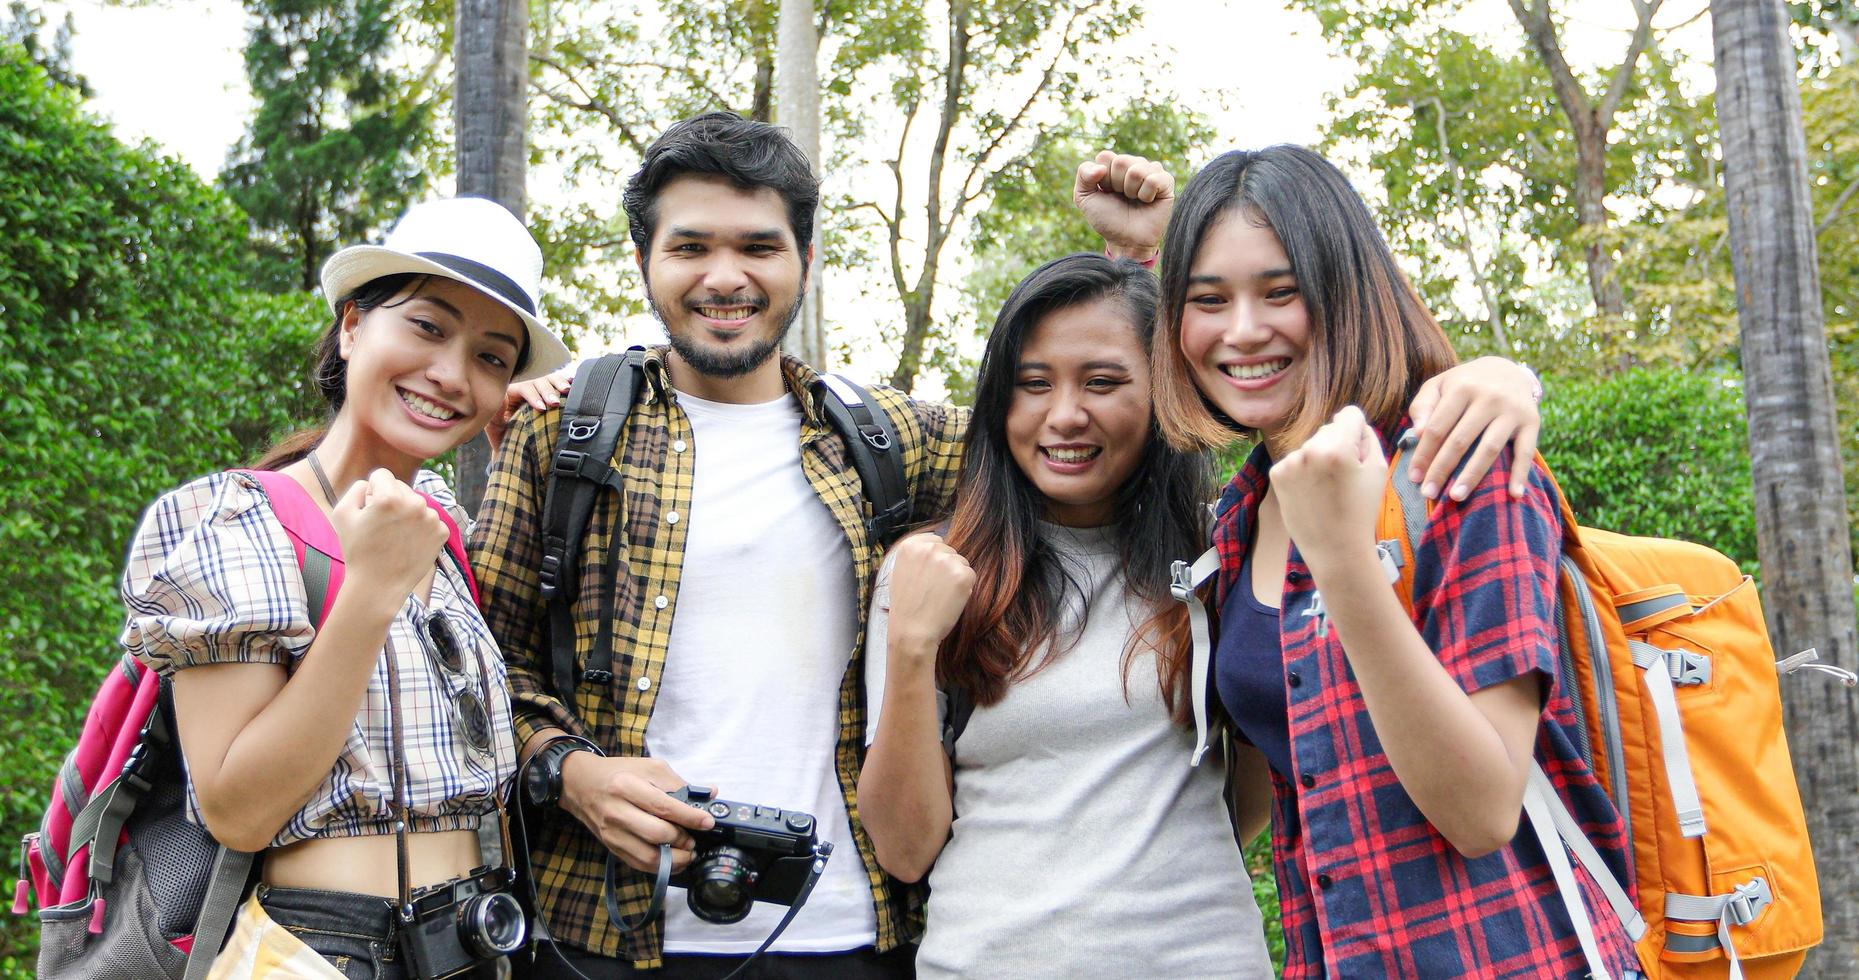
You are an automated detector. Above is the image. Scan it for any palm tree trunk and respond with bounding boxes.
[453,0,528,514]
[1713,1,1859,973]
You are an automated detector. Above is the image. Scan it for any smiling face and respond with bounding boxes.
[1177,210,1311,451]
[337,277,522,469]
[640,175,808,390]
[1005,297,1153,528]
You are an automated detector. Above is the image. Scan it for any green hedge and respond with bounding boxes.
[1,46,321,973]
[1538,368,1757,572]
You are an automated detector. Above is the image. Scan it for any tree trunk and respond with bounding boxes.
[750,51,774,122]
[1509,0,1656,320]
[886,0,967,394]
[454,0,528,514]
[889,293,932,393]
[1713,1,1859,975]
[776,0,826,370]
[1571,122,1627,317]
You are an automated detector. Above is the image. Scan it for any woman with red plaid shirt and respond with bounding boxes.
[1148,145,1644,979]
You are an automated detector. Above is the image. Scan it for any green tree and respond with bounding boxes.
[942,99,1213,400]
[219,0,438,293]
[1294,0,1717,374]
[0,45,323,972]
[527,0,1164,388]
[0,0,84,93]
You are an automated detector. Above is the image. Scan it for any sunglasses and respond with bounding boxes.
[419,611,494,758]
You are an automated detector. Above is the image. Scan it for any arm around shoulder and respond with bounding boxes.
[469,405,587,746]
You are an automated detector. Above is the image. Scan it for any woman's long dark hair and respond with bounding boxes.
[939,253,1212,722]
[250,273,531,471]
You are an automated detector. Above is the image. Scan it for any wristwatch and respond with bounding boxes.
[523,736,598,808]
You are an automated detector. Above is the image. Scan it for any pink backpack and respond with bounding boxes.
[15,469,475,979]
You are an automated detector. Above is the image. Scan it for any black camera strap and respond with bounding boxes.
[714,841,833,980]
[599,842,834,980]
[603,849,672,934]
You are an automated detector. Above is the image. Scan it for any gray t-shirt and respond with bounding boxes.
[866,523,1271,980]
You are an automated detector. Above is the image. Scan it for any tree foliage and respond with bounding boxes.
[1538,368,1757,571]
[1295,0,1716,374]
[942,98,1214,401]
[219,0,439,293]
[526,0,1178,386]
[0,0,84,94]
[0,45,322,971]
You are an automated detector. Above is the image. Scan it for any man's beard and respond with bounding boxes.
[650,282,805,379]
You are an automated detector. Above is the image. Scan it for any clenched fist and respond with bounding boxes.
[884,535,977,660]
[1074,150,1175,262]
[1272,407,1389,566]
[329,468,448,601]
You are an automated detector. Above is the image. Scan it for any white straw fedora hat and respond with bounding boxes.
[320,197,571,382]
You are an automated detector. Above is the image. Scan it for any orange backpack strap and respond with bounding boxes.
[1377,433,1429,616]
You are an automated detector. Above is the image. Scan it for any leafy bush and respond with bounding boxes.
[0,46,321,971]
[1538,367,1758,572]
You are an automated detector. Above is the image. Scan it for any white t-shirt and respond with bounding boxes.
[645,389,877,954]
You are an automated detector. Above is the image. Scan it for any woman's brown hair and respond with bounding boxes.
[1149,146,1458,454]
[936,253,1211,723]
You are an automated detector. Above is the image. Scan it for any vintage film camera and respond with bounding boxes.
[398,864,528,978]
[666,785,828,924]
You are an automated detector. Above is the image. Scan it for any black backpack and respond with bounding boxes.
[533,348,912,701]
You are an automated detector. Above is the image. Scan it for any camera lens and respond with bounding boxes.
[459,891,527,956]
[686,846,757,924]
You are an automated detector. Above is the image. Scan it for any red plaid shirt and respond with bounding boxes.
[1211,429,1640,979]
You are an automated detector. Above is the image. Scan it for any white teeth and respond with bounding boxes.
[1223,359,1291,380]
[1045,447,1100,463]
[401,391,459,421]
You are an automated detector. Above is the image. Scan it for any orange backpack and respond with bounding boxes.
[1377,435,1839,980]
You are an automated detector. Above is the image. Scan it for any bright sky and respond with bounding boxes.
[38,0,1717,378]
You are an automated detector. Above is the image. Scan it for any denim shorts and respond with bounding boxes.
[255,883,500,980]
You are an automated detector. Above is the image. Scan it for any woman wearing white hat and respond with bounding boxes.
[118,197,570,979]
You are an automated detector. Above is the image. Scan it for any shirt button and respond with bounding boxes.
[672,439,687,453]
[666,511,680,525]
[1299,773,1316,789]
[1286,571,1306,584]
[654,595,669,609]
[636,676,652,692]
[1288,671,1302,688]
[1316,873,1334,890]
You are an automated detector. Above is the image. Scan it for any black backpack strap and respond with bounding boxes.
[815,374,910,546]
[940,686,975,757]
[538,349,645,700]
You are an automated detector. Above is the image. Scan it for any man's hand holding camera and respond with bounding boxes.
[558,753,716,873]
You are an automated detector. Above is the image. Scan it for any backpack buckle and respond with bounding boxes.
[581,669,614,685]
[1725,877,1772,927]
[1665,649,1712,687]
[566,418,601,442]
[1170,560,1193,603]
[857,424,892,451]
[538,552,563,599]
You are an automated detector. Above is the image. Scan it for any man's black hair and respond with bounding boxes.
[622,111,821,264]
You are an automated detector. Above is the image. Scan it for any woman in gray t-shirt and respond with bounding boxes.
[857,249,1274,979]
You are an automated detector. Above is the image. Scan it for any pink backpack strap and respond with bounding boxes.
[424,500,479,605]
[235,469,477,616]
[237,470,343,627]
